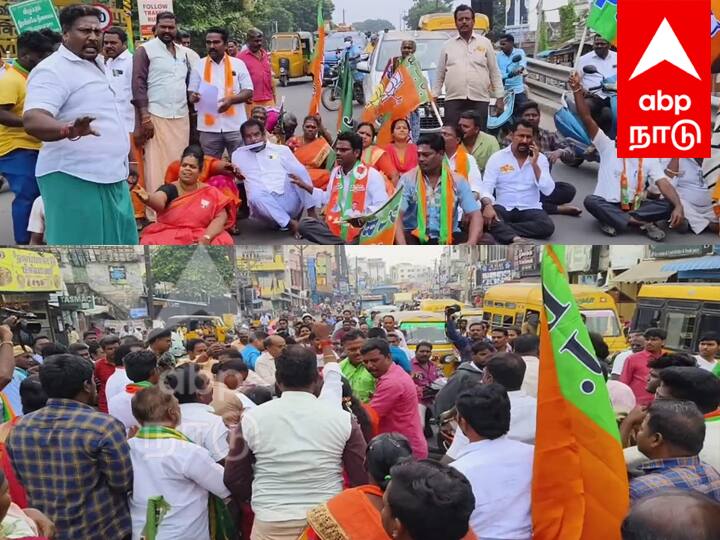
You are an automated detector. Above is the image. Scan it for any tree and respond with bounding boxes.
[404,0,454,31]
[353,19,395,33]
[535,11,549,54]
[150,247,236,301]
[558,3,577,43]
[247,0,333,36]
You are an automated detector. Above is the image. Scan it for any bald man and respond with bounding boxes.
[254,334,286,386]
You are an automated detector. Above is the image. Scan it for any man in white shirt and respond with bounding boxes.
[577,35,617,135]
[224,345,367,537]
[102,27,134,135]
[695,333,719,373]
[513,333,540,398]
[171,363,229,462]
[481,120,556,244]
[105,341,143,404]
[569,72,686,240]
[295,131,389,244]
[188,27,253,158]
[108,350,159,432]
[232,118,316,237]
[450,383,534,540]
[611,331,646,381]
[254,334,285,386]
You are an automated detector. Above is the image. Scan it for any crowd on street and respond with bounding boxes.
[1,4,718,246]
[0,300,718,539]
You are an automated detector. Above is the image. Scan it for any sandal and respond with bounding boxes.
[600,224,617,237]
[642,223,666,242]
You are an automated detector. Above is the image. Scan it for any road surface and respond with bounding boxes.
[1,78,716,245]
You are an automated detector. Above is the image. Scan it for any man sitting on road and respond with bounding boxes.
[458,110,500,174]
[231,119,317,238]
[395,133,484,245]
[294,132,388,244]
[481,120,556,244]
[570,72,685,241]
[440,124,484,199]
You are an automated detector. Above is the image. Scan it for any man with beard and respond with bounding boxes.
[238,28,276,115]
[481,120,556,244]
[231,119,316,238]
[132,12,194,221]
[21,6,137,244]
[188,27,253,158]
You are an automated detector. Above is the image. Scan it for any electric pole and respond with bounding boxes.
[143,246,154,321]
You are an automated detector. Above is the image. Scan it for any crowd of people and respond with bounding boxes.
[1,4,716,246]
[0,300,718,540]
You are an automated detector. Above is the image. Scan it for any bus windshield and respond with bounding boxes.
[400,322,448,345]
[581,309,621,337]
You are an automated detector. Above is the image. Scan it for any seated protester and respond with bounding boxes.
[512,101,582,216]
[166,363,230,463]
[128,386,231,540]
[107,351,159,432]
[621,489,720,540]
[450,384,534,540]
[481,120,556,245]
[231,119,317,238]
[0,468,55,540]
[458,110,500,174]
[440,124,484,199]
[630,399,720,502]
[135,145,235,245]
[654,158,719,235]
[395,133,484,245]
[104,342,144,403]
[286,114,335,189]
[295,132,389,244]
[356,122,400,192]
[382,460,476,540]
[569,71,685,240]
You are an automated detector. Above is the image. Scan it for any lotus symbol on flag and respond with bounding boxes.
[379,72,405,108]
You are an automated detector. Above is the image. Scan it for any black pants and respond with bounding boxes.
[402,230,472,245]
[489,206,555,244]
[541,181,576,214]
[299,217,347,244]
[444,99,489,131]
[585,94,613,135]
[583,195,673,232]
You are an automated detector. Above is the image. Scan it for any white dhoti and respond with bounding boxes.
[248,178,313,229]
[677,185,719,234]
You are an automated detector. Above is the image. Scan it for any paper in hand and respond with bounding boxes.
[196,81,220,115]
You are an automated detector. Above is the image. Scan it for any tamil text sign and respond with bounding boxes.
[0,248,62,293]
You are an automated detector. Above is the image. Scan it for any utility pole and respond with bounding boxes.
[299,246,305,293]
[143,246,154,321]
[534,0,544,56]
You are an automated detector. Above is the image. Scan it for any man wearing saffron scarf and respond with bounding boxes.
[189,27,253,158]
[108,350,159,433]
[568,72,685,240]
[440,124,484,198]
[395,133,483,245]
[296,132,389,244]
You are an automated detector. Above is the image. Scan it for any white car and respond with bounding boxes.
[357,30,450,134]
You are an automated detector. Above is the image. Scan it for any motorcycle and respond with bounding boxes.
[321,49,366,111]
[487,53,524,131]
[554,64,617,167]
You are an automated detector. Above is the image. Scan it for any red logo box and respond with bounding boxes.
[617,0,710,158]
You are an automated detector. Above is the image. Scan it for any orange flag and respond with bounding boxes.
[533,245,629,540]
[308,0,325,116]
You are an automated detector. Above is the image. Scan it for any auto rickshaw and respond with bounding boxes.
[270,31,314,86]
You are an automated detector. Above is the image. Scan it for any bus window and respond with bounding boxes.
[582,309,621,337]
[483,312,491,322]
[492,314,503,327]
[515,312,525,326]
[663,311,696,351]
[697,313,720,345]
[634,306,663,332]
[503,315,514,326]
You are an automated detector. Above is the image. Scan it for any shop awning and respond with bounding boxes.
[610,260,677,284]
[661,256,720,272]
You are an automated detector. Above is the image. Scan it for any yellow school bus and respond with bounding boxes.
[390,311,458,376]
[482,283,627,354]
[418,12,490,33]
[633,283,720,352]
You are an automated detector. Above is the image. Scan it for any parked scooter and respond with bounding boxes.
[554,64,617,167]
[487,53,524,130]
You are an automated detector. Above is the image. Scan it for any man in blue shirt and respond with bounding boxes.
[395,133,483,245]
[496,34,527,113]
[241,331,266,370]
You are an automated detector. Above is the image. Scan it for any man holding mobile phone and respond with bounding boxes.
[480,120,556,244]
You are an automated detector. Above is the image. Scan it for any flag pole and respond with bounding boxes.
[573,1,592,70]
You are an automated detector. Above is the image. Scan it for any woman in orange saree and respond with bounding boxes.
[356,122,400,195]
[299,433,413,540]
[136,146,235,245]
[288,115,336,189]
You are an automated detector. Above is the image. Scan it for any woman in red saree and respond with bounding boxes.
[356,122,399,195]
[383,118,418,175]
[287,115,336,189]
[299,433,413,540]
[136,146,235,246]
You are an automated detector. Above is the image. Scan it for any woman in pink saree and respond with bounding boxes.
[135,146,235,245]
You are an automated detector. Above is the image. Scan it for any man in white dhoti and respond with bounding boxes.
[652,158,719,235]
[232,119,316,237]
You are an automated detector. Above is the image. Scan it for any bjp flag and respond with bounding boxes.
[308,0,325,116]
[532,245,629,540]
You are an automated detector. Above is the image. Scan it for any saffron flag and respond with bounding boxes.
[532,245,629,540]
[587,0,618,44]
[337,49,355,133]
[361,55,430,145]
[358,187,404,245]
[308,0,325,116]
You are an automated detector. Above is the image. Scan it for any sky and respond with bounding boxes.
[332,0,465,28]
[346,246,445,267]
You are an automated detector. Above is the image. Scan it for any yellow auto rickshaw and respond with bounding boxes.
[270,31,314,86]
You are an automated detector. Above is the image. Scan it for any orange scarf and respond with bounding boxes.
[412,161,455,244]
[453,145,470,179]
[620,158,644,211]
[203,55,235,127]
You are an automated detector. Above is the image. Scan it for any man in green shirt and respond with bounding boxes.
[458,109,500,174]
[338,329,375,403]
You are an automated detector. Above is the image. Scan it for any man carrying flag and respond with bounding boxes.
[294,131,389,244]
[533,244,629,539]
[308,0,325,117]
